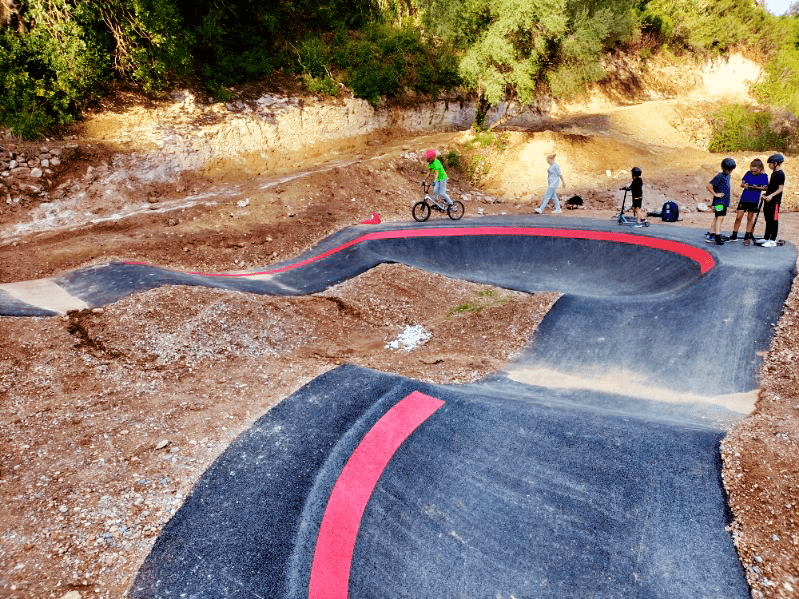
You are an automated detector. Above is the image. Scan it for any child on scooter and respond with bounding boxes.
[628,166,645,224]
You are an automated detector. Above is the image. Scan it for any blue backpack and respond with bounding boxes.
[661,201,679,222]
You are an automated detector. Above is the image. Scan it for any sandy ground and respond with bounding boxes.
[1,83,799,598]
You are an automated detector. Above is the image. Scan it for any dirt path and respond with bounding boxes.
[1,73,799,598]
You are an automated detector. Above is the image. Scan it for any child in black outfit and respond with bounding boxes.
[755,154,786,248]
[629,166,646,224]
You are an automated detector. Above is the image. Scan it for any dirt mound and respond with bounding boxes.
[0,264,556,598]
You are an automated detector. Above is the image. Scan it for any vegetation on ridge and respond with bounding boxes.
[0,0,798,146]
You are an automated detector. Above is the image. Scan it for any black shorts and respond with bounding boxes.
[736,200,759,213]
[712,203,727,217]
[631,196,642,208]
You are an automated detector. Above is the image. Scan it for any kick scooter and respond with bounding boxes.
[617,187,649,227]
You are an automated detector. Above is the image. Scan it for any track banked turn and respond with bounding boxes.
[2,223,709,313]
[3,218,796,598]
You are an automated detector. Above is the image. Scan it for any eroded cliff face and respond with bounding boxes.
[80,92,481,181]
[75,54,761,182]
[0,52,766,240]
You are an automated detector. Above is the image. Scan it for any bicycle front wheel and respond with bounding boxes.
[412,201,431,222]
[447,200,465,221]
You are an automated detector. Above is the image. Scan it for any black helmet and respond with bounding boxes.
[768,153,785,164]
[631,166,642,176]
[721,157,736,171]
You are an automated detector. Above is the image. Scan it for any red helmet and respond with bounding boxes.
[424,149,436,160]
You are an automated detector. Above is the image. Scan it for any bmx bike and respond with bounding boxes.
[412,181,465,222]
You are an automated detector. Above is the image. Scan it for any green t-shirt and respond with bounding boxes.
[428,159,448,181]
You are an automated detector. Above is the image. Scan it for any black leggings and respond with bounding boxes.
[763,200,780,241]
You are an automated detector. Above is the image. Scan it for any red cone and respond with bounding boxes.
[361,212,381,224]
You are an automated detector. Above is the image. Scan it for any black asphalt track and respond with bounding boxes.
[3,217,796,598]
[131,367,748,599]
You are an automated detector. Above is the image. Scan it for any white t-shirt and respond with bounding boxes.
[547,162,561,188]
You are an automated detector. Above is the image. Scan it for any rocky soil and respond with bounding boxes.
[1,55,799,598]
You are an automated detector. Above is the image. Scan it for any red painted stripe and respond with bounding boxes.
[123,226,715,276]
[308,391,445,599]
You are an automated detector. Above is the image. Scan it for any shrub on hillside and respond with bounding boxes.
[305,22,461,106]
[639,0,768,54]
[708,104,788,153]
[0,0,188,138]
[754,16,799,120]
[0,2,117,138]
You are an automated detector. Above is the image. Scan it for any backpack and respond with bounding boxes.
[661,201,679,222]
[565,195,583,209]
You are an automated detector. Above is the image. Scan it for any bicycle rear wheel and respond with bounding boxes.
[447,200,465,221]
[412,201,431,222]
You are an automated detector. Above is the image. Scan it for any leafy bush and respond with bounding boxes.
[466,153,488,181]
[6,107,55,140]
[87,1,189,92]
[297,35,330,78]
[342,32,399,105]
[639,0,770,54]
[708,104,788,153]
[303,73,341,96]
[470,130,495,146]
[0,4,111,138]
[316,21,461,106]
[191,12,274,93]
[754,17,799,118]
[445,150,460,169]
[0,0,191,138]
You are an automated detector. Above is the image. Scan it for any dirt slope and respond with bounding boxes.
[1,55,799,599]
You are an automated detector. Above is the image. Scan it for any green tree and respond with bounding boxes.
[0,1,113,137]
[639,0,768,53]
[755,16,799,116]
[548,0,634,97]
[423,0,634,105]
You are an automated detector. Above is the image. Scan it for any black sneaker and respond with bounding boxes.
[715,235,725,246]
[728,233,738,242]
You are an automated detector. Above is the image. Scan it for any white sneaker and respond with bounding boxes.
[762,240,777,247]
[534,208,542,214]
[553,209,562,214]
